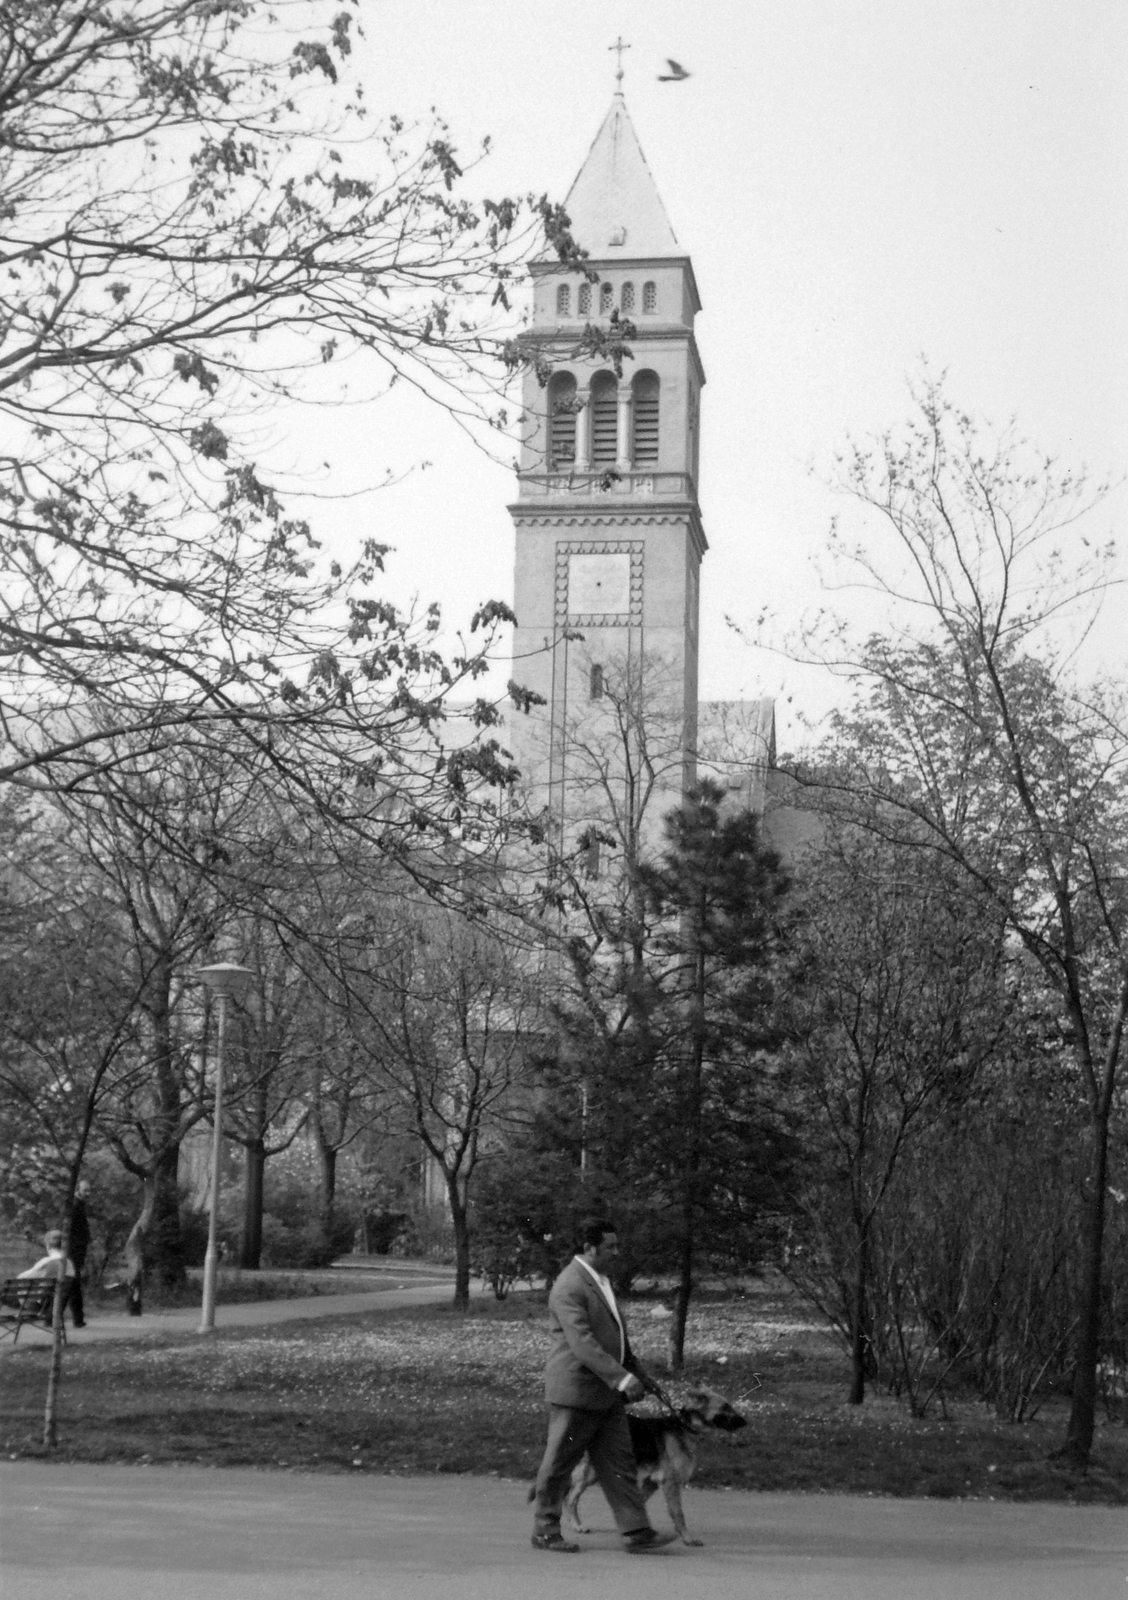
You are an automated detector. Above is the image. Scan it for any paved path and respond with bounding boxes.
[2,1270,465,1347]
[2,1461,1124,1600]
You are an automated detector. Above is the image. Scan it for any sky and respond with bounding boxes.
[293,0,1127,746]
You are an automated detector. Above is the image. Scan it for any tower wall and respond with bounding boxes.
[507,96,707,856]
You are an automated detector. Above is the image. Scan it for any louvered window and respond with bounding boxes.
[632,371,659,464]
[590,663,604,700]
[643,280,657,313]
[621,281,635,313]
[548,372,577,468]
[599,281,613,315]
[556,283,570,316]
[590,373,618,464]
[578,282,592,316]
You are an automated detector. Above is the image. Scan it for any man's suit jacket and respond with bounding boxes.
[543,1257,642,1411]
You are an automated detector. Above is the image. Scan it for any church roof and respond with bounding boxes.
[564,94,681,259]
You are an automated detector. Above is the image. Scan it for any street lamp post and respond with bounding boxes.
[195,962,252,1334]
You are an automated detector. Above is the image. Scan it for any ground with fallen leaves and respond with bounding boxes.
[1,1279,1124,1503]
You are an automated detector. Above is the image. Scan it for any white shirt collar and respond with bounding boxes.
[574,1254,619,1312]
[574,1255,626,1364]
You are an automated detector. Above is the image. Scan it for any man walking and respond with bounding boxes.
[531,1218,675,1554]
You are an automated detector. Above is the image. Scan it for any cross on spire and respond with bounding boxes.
[609,35,630,88]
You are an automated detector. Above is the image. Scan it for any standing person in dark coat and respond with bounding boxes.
[530,1218,675,1554]
[67,1181,90,1328]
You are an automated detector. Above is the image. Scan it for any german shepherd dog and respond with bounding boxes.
[565,1387,747,1547]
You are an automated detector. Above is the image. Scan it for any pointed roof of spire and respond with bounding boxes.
[564,95,681,259]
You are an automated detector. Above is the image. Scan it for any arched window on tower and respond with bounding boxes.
[548,371,578,469]
[578,281,592,316]
[632,370,660,464]
[599,281,613,315]
[590,372,618,465]
[643,280,657,314]
[556,283,571,317]
[589,663,604,700]
[621,281,635,313]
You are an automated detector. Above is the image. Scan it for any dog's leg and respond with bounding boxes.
[661,1477,702,1547]
[564,1458,598,1534]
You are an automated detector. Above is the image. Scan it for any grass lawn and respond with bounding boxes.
[1,1278,1124,1505]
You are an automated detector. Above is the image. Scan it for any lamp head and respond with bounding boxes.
[195,962,253,1000]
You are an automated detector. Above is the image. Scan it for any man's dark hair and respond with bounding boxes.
[577,1217,616,1252]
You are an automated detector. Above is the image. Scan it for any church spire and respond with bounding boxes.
[563,94,681,259]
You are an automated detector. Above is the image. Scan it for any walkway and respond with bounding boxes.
[1,1261,467,1347]
[2,1460,1124,1600]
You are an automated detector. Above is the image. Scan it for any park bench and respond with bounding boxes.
[0,1278,67,1344]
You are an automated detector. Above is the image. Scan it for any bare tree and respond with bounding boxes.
[304,999,388,1262]
[219,931,313,1269]
[345,902,541,1310]
[784,813,1008,1404]
[782,378,1127,1464]
[1,0,590,799]
[47,736,251,1291]
[0,797,153,1443]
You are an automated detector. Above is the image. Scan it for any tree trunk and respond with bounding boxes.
[848,1229,870,1405]
[143,961,187,1286]
[669,937,707,1374]
[317,1140,338,1258]
[1057,1100,1111,1466]
[123,1176,157,1316]
[241,1138,265,1269]
[669,1050,703,1373]
[447,1177,471,1312]
[1057,975,1124,1469]
[668,1192,695,1372]
[43,1197,77,1449]
[42,1051,115,1448]
[151,1142,184,1288]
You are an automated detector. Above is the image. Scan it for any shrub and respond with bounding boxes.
[471,1149,586,1297]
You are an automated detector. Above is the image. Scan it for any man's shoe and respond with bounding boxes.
[531,1533,580,1554]
[624,1529,677,1552]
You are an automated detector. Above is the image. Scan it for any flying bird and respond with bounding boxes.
[658,58,691,81]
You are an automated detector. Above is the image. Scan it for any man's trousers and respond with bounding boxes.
[532,1401,650,1539]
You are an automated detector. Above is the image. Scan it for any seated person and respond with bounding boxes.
[18,1229,78,1321]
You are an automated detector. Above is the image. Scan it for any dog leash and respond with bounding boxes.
[642,1376,685,1419]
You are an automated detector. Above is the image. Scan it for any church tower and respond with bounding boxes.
[508,91,706,855]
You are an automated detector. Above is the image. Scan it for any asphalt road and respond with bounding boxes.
[2,1461,1125,1600]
